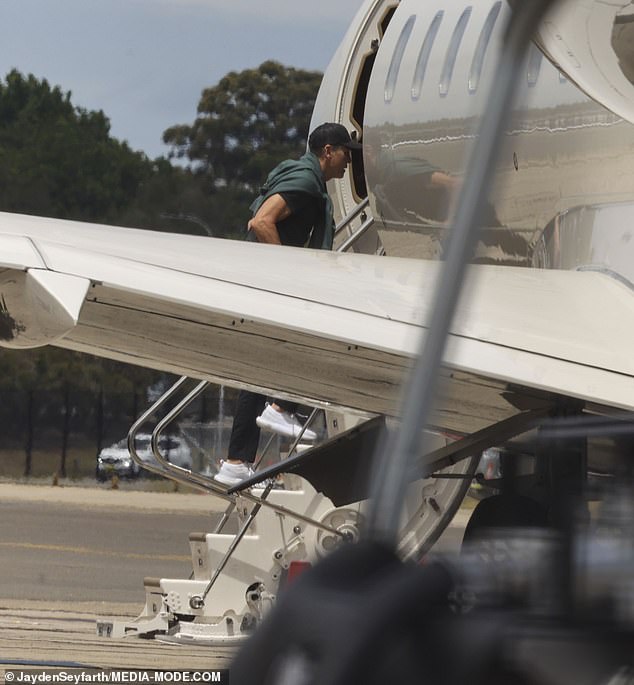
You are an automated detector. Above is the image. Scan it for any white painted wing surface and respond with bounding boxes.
[0,211,632,435]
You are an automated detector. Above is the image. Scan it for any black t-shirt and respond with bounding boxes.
[246,191,324,247]
[276,191,324,247]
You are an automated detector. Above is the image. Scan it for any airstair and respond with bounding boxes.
[95,372,477,644]
[96,376,341,644]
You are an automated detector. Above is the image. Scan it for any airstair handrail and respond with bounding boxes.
[126,376,344,536]
[336,215,374,253]
[126,376,230,497]
[334,197,375,253]
[333,197,369,237]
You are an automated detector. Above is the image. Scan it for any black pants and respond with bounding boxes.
[227,390,297,463]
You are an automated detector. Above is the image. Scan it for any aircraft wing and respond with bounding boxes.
[0,211,632,436]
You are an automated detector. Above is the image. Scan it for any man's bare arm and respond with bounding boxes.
[248,194,292,244]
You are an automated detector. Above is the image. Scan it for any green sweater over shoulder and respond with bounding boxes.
[249,152,334,250]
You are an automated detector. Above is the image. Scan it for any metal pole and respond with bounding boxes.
[366,0,558,547]
[194,481,277,608]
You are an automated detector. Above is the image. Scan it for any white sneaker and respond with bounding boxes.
[256,405,317,441]
[214,461,254,486]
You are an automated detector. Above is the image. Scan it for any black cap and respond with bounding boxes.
[309,123,362,151]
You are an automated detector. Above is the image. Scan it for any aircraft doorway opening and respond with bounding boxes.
[349,5,397,201]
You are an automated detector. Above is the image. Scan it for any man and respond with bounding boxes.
[214,122,361,486]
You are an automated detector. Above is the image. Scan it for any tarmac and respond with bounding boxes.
[0,481,235,678]
[0,480,471,679]
[0,480,473,524]
[0,481,229,514]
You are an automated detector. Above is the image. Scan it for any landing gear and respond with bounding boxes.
[399,453,478,559]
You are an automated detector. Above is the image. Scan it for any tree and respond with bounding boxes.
[117,158,252,240]
[0,71,177,473]
[163,61,323,193]
[0,70,152,222]
[0,346,166,475]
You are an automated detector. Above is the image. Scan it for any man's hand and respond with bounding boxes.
[248,193,291,244]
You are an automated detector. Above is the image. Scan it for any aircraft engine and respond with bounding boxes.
[536,0,634,125]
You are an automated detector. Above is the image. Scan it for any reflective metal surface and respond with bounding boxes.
[318,0,634,282]
[532,202,634,287]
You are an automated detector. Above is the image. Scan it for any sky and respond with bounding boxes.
[0,0,365,159]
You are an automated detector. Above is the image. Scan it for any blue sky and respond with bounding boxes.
[1,0,364,159]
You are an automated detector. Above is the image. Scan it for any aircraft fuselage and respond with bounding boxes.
[316,0,634,286]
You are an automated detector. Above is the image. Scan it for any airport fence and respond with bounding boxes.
[0,384,240,479]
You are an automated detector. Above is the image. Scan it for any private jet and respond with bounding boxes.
[2,0,634,662]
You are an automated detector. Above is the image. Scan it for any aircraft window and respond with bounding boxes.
[411,11,444,100]
[527,43,543,86]
[385,14,416,103]
[468,2,501,93]
[439,6,472,97]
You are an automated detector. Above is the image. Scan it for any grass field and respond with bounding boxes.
[0,438,96,479]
